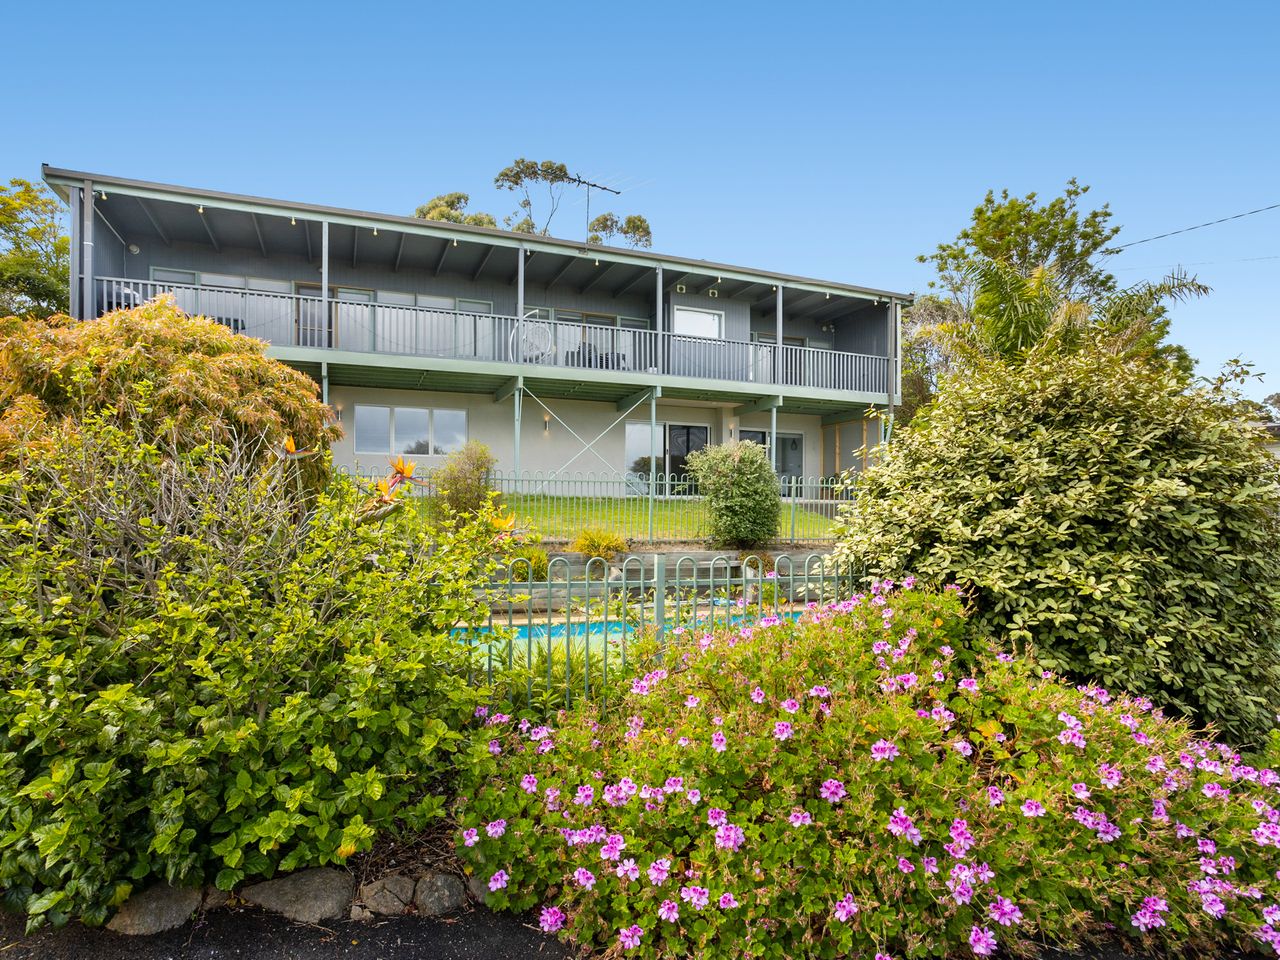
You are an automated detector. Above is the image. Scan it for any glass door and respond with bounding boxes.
[294,283,330,348]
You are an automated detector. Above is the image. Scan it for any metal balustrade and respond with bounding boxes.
[96,278,889,393]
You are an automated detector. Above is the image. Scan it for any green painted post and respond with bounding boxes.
[648,390,657,543]
[790,477,797,541]
[512,384,522,478]
[653,552,665,641]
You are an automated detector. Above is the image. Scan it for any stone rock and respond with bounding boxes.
[241,867,354,924]
[359,873,415,916]
[201,886,231,911]
[466,871,490,904]
[107,883,202,935]
[350,904,374,922]
[413,871,466,917]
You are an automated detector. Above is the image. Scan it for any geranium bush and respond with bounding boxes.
[457,583,1280,959]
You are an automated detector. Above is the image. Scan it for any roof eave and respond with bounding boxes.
[42,164,914,304]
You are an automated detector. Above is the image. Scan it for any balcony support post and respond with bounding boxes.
[517,242,526,320]
[774,285,783,386]
[81,180,95,319]
[654,265,664,374]
[68,184,82,319]
[321,221,330,348]
[648,387,658,543]
[885,298,897,442]
[512,380,523,477]
[320,361,329,405]
[770,403,778,474]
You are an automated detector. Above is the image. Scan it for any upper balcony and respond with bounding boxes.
[47,166,909,405]
[96,276,892,395]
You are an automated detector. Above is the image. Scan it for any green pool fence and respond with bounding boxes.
[462,551,860,712]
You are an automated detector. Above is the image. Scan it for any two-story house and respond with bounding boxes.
[43,165,907,495]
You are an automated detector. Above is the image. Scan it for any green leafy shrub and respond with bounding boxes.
[0,414,506,928]
[833,343,1280,744]
[687,441,780,548]
[426,440,498,524]
[457,583,1280,959]
[570,527,628,562]
[509,543,550,581]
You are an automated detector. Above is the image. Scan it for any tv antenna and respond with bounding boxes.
[565,173,621,239]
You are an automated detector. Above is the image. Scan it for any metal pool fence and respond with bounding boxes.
[458,552,860,713]
[341,467,851,544]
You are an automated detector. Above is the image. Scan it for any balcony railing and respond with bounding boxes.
[97,277,890,394]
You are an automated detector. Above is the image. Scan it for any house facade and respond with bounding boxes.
[43,166,907,495]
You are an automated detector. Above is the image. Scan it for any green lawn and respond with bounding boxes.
[497,493,838,544]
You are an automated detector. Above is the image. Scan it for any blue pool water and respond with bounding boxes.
[456,610,801,644]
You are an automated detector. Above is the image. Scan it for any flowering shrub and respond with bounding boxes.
[0,417,506,929]
[832,342,1280,745]
[457,583,1280,959]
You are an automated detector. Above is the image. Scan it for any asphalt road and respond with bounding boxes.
[0,905,572,960]
[1,907,1269,960]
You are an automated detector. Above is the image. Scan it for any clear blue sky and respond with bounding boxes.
[7,0,1278,399]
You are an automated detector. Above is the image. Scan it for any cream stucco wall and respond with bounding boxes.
[327,385,867,480]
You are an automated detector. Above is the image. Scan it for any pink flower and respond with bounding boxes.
[751,687,766,704]
[708,807,728,827]
[887,807,922,845]
[647,858,671,885]
[618,924,644,949]
[539,905,565,932]
[488,869,508,891]
[486,819,507,838]
[462,828,478,847]
[1072,782,1091,800]
[987,786,1005,807]
[573,868,596,889]
[821,779,846,803]
[833,893,859,922]
[680,885,710,910]
[715,822,746,852]
[488,739,502,755]
[685,695,700,708]
[782,698,801,713]
[658,899,680,922]
[898,857,915,874]
[789,809,813,827]
[959,678,979,693]
[809,685,831,697]
[615,858,640,881]
[969,925,998,955]
[719,892,739,909]
[774,721,794,741]
[989,896,1022,926]
[520,774,538,793]
[871,739,900,761]
[1020,800,1045,817]
[712,731,728,753]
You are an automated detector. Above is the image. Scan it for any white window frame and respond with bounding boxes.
[353,404,468,457]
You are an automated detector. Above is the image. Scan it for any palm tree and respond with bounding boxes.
[924,259,1208,369]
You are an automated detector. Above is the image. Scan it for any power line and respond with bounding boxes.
[1113,202,1280,251]
[1114,253,1280,272]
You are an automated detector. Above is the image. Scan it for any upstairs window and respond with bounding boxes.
[672,306,723,339]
